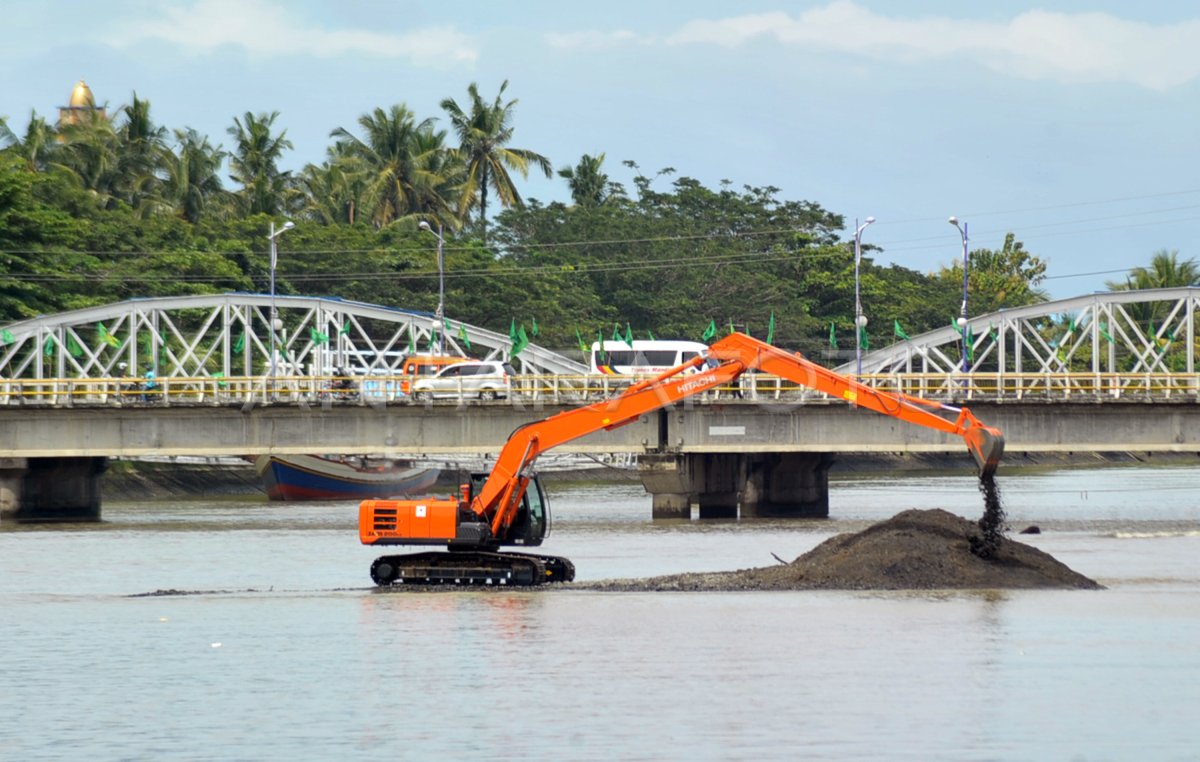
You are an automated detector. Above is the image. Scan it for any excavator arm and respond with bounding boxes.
[707,333,1004,473]
[474,332,1003,541]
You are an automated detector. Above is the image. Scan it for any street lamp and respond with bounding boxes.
[948,216,969,372]
[854,216,876,377]
[267,220,294,389]
[417,219,445,355]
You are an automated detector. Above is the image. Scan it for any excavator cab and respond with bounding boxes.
[489,472,549,547]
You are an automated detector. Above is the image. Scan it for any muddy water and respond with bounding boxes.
[2,466,1199,760]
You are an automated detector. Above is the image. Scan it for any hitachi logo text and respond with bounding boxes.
[679,374,716,394]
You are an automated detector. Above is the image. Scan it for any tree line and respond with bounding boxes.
[2,80,1192,364]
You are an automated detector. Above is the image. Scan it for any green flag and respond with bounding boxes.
[728,319,735,335]
[624,323,633,347]
[512,324,530,357]
[309,328,329,345]
[1,329,13,345]
[646,329,656,341]
[858,325,869,351]
[966,325,975,362]
[576,328,587,352]
[701,319,717,342]
[233,331,245,353]
[766,312,775,345]
[407,329,416,354]
[44,335,55,357]
[596,330,605,361]
[458,323,471,350]
[531,317,539,338]
[1099,321,1114,344]
[428,328,437,351]
[828,322,838,349]
[612,323,622,342]
[340,321,351,335]
[98,323,120,347]
[893,320,909,340]
[510,318,518,343]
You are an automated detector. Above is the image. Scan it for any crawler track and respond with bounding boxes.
[370,550,576,587]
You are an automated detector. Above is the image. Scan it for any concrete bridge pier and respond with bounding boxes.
[740,452,833,518]
[638,452,833,520]
[0,457,106,522]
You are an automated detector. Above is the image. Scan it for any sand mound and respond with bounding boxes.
[579,509,1102,592]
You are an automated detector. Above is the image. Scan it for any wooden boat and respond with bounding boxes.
[254,454,439,502]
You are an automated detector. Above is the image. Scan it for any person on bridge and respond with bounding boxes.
[142,368,157,402]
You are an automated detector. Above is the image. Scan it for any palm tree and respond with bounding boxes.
[295,153,370,225]
[1106,250,1200,291]
[558,152,622,207]
[440,80,551,242]
[113,94,167,213]
[0,111,59,171]
[57,109,121,205]
[162,128,228,223]
[329,104,443,226]
[227,111,293,216]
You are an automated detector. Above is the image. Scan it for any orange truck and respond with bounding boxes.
[359,332,1004,586]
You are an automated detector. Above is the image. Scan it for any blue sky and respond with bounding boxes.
[5,1,1200,300]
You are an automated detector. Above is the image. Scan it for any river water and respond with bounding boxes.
[2,465,1199,761]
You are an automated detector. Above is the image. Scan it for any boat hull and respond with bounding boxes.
[255,455,439,502]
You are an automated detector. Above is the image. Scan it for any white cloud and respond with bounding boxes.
[545,29,649,50]
[564,2,1200,91]
[107,0,477,65]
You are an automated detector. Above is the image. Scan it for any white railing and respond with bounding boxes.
[1,371,1198,407]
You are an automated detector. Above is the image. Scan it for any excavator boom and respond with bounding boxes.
[358,332,1004,585]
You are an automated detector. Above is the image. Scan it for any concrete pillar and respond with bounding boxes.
[0,457,27,521]
[10,457,107,522]
[639,453,695,520]
[693,453,743,519]
[740,452,833,518]
[651,492,691,520]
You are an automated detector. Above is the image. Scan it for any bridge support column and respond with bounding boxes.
[740,453,833,518]
[0,457,106,522]
[638,453,745,520]
[693,454,741,519]
[0,457,27,521]
[638,454,695,520]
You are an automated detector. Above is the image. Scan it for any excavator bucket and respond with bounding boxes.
[964,426,1005,476]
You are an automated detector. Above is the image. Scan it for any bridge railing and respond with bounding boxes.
[1,372,1198,407]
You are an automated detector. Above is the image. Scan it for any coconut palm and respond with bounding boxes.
[227,111,293,216]
[0,111,59,171]
[57,109,121,205]
[440,80,551,242]
[329,104,442,226]
[558,152,622,207]
[295,153,371,225]
[1106,250,1200,291]
[162,128,228,223]
[112,93,168,213]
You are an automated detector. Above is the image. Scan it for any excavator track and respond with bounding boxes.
[370,550,576,587]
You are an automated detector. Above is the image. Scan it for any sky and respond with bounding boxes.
[5,0,1200,302]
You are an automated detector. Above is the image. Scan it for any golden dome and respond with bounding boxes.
[68,80,95,108]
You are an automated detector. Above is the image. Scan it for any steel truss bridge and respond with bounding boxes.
[0,288,1198,405]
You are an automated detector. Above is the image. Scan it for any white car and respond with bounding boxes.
[411,360,516,401]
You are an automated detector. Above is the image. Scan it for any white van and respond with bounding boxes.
[588,340,708,375]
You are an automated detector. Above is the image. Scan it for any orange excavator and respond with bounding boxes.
[359,332,1004,586]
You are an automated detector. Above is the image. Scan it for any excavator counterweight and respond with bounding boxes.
[358,332,1006,585]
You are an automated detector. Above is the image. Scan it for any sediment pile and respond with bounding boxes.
[579,508,1102,591]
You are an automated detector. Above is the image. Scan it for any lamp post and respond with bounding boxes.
[267,220,294,390]
[948,216,969,372]
[854,216,876,377]
[417,220,445,355]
